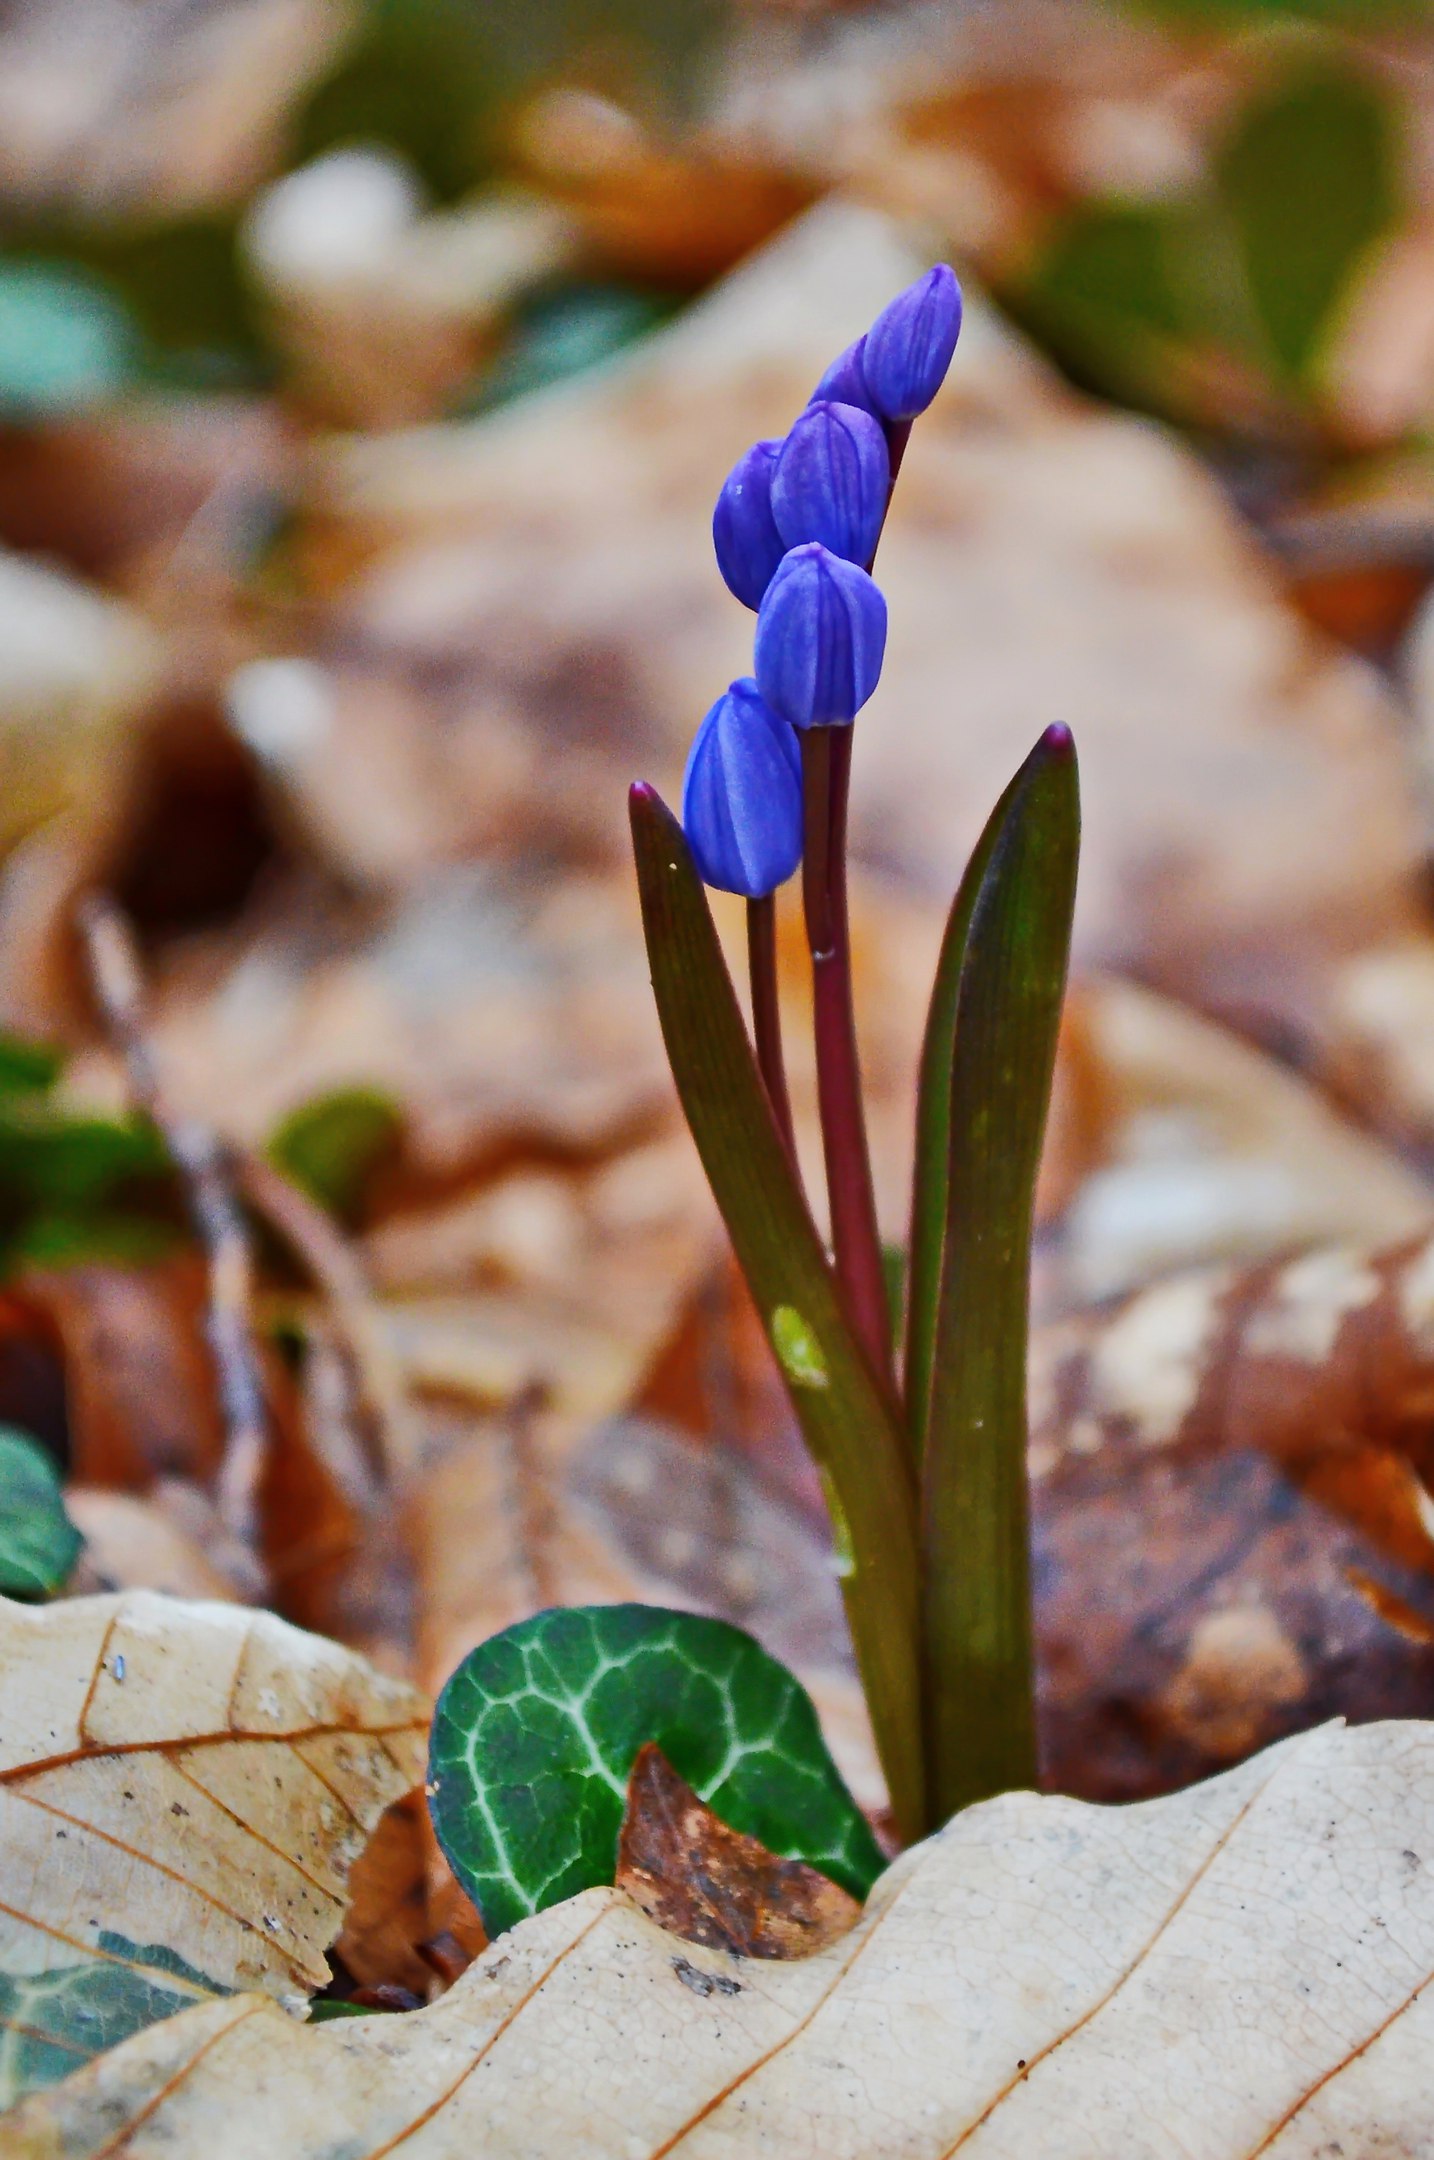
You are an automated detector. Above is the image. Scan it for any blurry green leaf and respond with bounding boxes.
[630,784,924,1840]
[0,1036,63,1097]
[1129,0,1427,22]
[922,728,1079,1826]
[0,1107,165,1213]
[0,262,137,417]
[428,1604,884,1939]
[296,0,725,197]
[1012,201,1203,416]
[0,1427,81,1600]
[266,1087,402,1226]
[8,1212,179,1272]
[1214,63,1397,379]
[468,283,672,413]
[6,218,266,393]
[308,1997,400,2021]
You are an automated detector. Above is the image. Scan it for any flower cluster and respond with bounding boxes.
[682,265,962,897]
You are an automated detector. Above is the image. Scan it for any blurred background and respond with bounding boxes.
[5,0,1434,1816]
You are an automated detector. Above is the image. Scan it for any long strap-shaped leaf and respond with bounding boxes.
[630,784,925,1843]
[920,726,1079,1825]
[904,758,1028,1450]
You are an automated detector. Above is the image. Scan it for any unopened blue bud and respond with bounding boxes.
[810,337,877,417]
[862,264,962,422]
[682,678,803,897]
[771,400,889,569]
[712,439,785,611]
[754,543,887,731]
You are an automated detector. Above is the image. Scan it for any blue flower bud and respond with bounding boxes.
[754,543,887,731]
[681,678,803,897]
[861,264,963,422]
[771,400,889,569]
[810,336,878,418]
[712,439,785,611]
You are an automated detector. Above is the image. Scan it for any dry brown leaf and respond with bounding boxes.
[63,1486,250,1604]
[0,1587,426,2105]
[1053,975,1434,1304]
[1030,1223,1434,1796]
[616,1742,861,1960]
[9,1721,1434,2156]
[0,1259,361,1632]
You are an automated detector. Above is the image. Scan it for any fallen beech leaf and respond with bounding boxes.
[1030,1223,1434,1797]
[0,1427,79,1598]
[9,1722,1434,2156]
[616,1742,861,1960]
[0,1589,427,2104]
[63,1486,248,1604]
[1057,975,1434,1304]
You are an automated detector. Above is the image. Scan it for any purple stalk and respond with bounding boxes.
[801,724,892,1384]
[793,417,912,1389]
[746,892,795,1159]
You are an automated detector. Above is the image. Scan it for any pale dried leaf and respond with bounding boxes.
[0,1589,426,2102]
[8,1722,1434,2155]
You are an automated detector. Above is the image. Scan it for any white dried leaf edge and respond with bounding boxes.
[8,1718,1434,2156]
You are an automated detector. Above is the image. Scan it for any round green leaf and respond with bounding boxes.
[0,1428,81,1601]
[428,1604,884,1939]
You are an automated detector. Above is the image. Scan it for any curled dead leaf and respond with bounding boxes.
[616,1742,861,1961]
[7,1722,1434,2156]
[0,1588,427,2105]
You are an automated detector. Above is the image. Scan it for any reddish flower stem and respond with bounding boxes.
[745,892,795,1159]
[801,723,892,1385]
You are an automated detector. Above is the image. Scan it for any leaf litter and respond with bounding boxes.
[1,0,1434,2143]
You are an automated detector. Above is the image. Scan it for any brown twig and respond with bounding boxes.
[76,895,270,1565]
[237,1147,414,1484]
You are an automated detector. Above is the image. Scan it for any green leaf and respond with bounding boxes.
[905,755,1032,1449]
[265,1087,402,1226]
[428,1604,885,1939]
[921,728,1079,1825]
[1214,62,1396,381]
[0,261,137,418]
[0,1105,165,1212]
[0,1937,223,2107]
[0,1428,81,1600]
[0,1035,63,1097]
[630,785,924,1841]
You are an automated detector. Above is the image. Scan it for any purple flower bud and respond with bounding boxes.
[682,678,803,897]
[862,264,963,422]
[712,439,785,611]
[809,336,878,418]
[771,400,889,569]
[754,543,887,732]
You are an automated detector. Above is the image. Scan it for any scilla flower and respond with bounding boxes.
[682,678,803,896]
[771,400,889,568]
[861,264,962,423]
[712,439,786,610]
[754,543,886,731]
